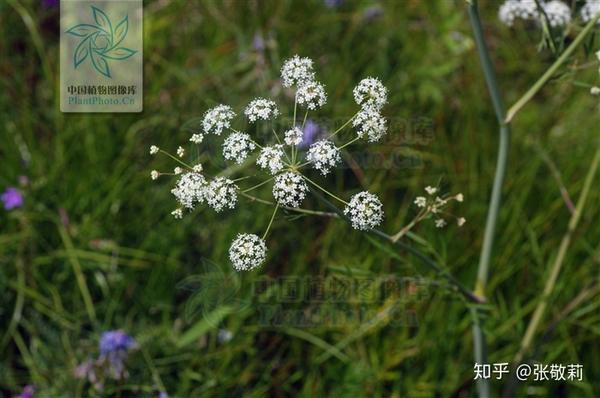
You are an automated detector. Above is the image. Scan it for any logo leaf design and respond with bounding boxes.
[73,35,92,68]
[103,47,137,60]
[66,24,100,37]
[91,6,112,33]
[90,47,111,78]
[113,16,129,47]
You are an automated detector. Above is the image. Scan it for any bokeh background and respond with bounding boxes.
[1,0,599,397]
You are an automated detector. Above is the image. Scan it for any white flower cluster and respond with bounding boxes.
[297,80,327,110]
[223,132,256,164]
[498,0,539,26]
[202,104,236,135]
[205,177,238,213]
[171,172,206,209]
[150,55,406,272]
[281,55,315,88]
[257,145,286,175]
[272,172,308,208]
[542,0,571,27]
[245,98,280,122]
[284,127,303,146]
[581,0,600,23]
[229,233,267,271]
[343,191,384,230]
[352,108,387,142]
[307,140,341,175]
[352,77,388,142]
[353,77,388,110]
[498,0,576,28]
[413,186,465,228]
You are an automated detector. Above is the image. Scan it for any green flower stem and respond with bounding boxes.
[159,150,195,170]
[293,96,298,163]
[338,136,360,150]
[262,204,279,239]
[301,109,309,129]
[505,13,600,123]
[239,192,338,218]
[303,175,349,205]
[242,177,274,193]
[514,147,600,364]
[468,1,511,396]
[272,128,292,164]
[328,112,358,140]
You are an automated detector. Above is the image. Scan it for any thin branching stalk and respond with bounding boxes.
[311,189,484,304]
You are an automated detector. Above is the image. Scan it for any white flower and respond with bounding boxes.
[151,170,159,180]
[541,1,571,27]
[457,217,466,227]
[284,127,303,146]
[205,177,238,212]
[202,104,236,135]
[424,186,437,195]
[591,86,600,96]
[171,208,183,219]
[455,193,464,202]
[581,0,600,23]
[244,98,279,122]
[352,108,387,142]
[435,219,447,228]
[177,146,185,157]
[414,196,427,208]
[272,172,308,208]
[149,145,159,155]
[498,0,538,26]
[257,145,286,175]
[281,55,315,88]
[297,80,327,110]
[190,133,204,144]
[193,163,203,173]
[353,77,387,110]
[174,167,182,175]
[223,132,256,164]
[344,191,384,230]
[307,140,341,175]
[171,172,207,209]
[229,233,267,271]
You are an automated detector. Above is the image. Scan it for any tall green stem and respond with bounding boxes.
[505,14,600,122]
[468,2,511,396]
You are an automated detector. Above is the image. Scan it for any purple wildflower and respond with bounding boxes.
[298,120,322,149]
[99,330,137,355]
[1,187,24,210]
[159,392,169,398]
[42,0,59,8]
[252,32,265,52]
[19,385,35,398]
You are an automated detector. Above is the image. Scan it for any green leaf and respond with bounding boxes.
[176,306,233,348]
[65,24,100,37]
[73,36,90,68]
[113,15,128,47]
[90,48,111,78]
[103,47,136,60]
[91,6,112,33]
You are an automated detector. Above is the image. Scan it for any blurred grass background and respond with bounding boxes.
[1,0,600,396]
